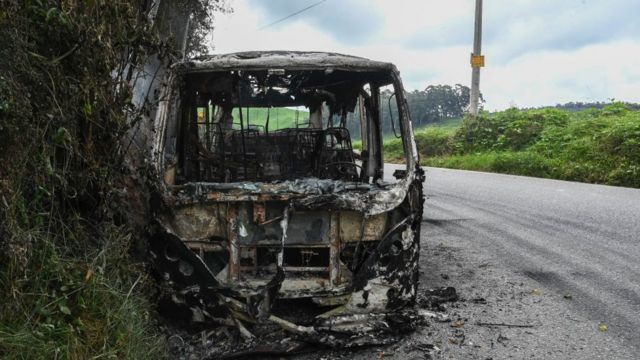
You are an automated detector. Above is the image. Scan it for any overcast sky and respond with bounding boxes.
[212,0,640,110]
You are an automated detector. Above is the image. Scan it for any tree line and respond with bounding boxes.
[345,84,480,139]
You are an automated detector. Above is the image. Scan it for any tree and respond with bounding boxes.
[380,84,483,131]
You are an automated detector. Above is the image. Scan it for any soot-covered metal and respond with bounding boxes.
[148,51,425,356]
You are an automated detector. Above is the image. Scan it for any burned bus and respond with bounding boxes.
[148,51,425,330]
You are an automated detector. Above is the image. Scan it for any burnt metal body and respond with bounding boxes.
[148,51,425,332]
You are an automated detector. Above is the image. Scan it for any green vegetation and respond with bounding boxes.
[230,107,310,130]
[0,0,223,358]
[433,117,464,131]
[403,84,478,127]
[387,103,640,188]
[347,84,476,140]
[0,224,163,359]
[382,123,460,163]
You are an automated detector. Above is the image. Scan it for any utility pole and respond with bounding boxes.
[469,0,484,117]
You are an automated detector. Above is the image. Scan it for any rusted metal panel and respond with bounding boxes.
[329,211,340,286]
[339,211,387,242]
[159,204,226,241]
[253,202,266,223]
[283,211,331,245]
[363,213,387,240]
[227,204,240,281]
[163,165,176,185]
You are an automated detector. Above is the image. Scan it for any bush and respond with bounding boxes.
[0,225,164,359]
[0,1,172,357]
[0,0,226,357]
[599,113,640,162]
[414,127,454,156]
[452,108,569,153]
[399,106,640,188]
[382,125,455,163]
[383,138,405,162]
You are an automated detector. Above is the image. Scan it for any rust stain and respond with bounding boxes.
[253,202,266,224]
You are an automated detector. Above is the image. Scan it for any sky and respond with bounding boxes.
[211,0,640,110]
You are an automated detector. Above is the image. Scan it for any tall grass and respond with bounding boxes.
[0,224,164,359]
[0,0,219,357]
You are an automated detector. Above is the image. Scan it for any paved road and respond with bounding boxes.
[415,166,640,351]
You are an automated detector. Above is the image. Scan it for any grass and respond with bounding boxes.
[0,223,165,359]
[431,117,463,130]
[383,104,640,188]
[354,118,463,160]
[382,121,459,163]
[229,107,310,130]
[425,151,565,178]
[0,1,226,357]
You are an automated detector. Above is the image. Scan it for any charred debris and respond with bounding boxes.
[145,51,426,356]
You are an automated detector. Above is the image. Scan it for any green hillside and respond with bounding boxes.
[230,107,310,130]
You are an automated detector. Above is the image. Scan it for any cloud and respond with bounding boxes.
[484,0,640,63]
[245,0,384,44]
[212,0,640,109]
[482,40,640,109]
[224,0,640,57]
[375,0,474,48]
[398,0,640,64]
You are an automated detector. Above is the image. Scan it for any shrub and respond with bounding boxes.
[598,113,640,162]
[414,127,454,156]
[451,108,569,153]
[0,0,226,357]
[410,106,640,188]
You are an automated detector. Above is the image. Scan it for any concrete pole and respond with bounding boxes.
[469,0,483,116]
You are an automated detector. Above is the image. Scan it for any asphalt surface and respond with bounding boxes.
[414,166,640,357]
